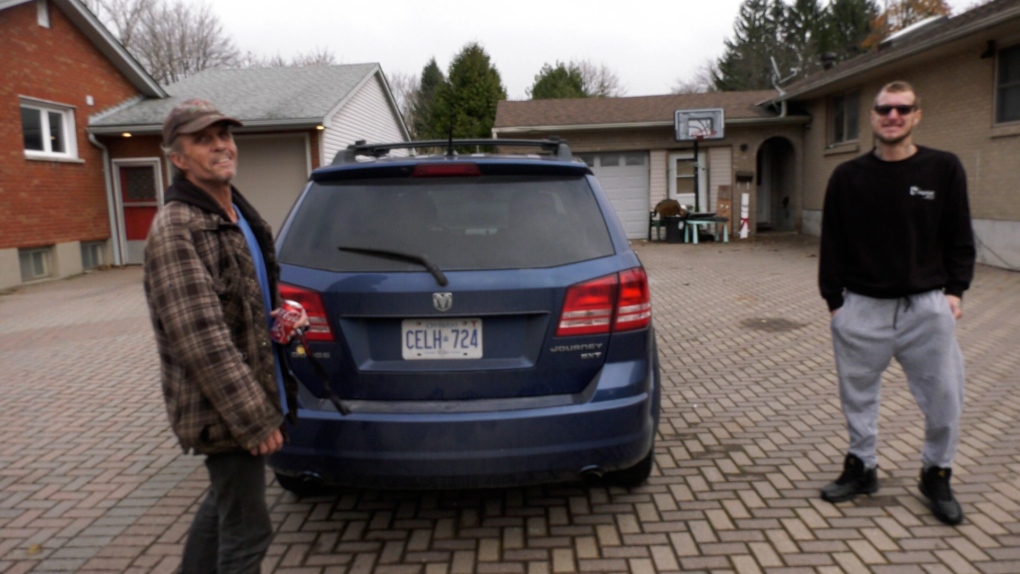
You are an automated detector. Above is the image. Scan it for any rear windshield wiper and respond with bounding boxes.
[337,246,448,286]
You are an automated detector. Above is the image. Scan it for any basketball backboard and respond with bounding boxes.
[674,108,725,142]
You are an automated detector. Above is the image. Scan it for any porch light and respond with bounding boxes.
[121,132,132,138]
[316,125,325,130]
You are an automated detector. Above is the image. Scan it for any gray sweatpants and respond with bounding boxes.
[830,290,965,470]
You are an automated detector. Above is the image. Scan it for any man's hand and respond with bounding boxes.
[270,304,310,343]
[946,294,963,320]
[250,428,283,456]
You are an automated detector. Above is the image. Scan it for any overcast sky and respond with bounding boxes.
[209,0,980,101]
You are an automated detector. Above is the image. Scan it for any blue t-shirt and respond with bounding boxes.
[234,205,288,415]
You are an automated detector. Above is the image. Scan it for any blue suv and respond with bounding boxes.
[269,138,661,492]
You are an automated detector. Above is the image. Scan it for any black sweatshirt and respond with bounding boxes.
[818,146,976,311]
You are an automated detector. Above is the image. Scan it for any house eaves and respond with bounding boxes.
[492,115,808,136]
[1,0,166,98]
[88,118,324,137]
[770,0,1020,104]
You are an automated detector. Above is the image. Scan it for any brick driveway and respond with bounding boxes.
[2,234,1019,574]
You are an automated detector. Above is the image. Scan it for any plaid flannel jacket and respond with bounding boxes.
[144,178,291,455]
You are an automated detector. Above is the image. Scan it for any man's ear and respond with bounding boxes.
[168,151,187,171]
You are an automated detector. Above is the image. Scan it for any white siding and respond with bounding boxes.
[323,73,407,164]
[650,150,667,206]
[708,146,732,213]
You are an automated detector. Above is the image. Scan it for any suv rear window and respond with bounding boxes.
[278,175,615,272]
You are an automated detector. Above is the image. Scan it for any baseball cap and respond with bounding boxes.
[162,98,242,146]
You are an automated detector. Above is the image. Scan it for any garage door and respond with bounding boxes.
[233,135,310,233]
[578,152,649,240]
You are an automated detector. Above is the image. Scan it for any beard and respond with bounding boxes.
[874,125,913,146]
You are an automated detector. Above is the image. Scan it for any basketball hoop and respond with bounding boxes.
[674,108,724,213]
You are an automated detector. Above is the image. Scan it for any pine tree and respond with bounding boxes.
[425,43,507,142]
[412,58,445,140]
[823,0,880,63]
[528,62,587,100]
[714,0,788,91]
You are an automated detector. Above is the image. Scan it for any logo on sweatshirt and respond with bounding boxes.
[909,186,935,200]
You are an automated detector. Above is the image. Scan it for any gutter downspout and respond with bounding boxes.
[88,133,123,266]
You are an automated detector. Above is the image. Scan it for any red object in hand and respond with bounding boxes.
[271,300,306,344]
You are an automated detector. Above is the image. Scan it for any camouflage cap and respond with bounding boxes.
[162,98,242,146]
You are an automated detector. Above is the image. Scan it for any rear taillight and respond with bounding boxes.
[555,267,652,337]
[556,274,617,336]
[615,268,651,331]
[279,283,334,342]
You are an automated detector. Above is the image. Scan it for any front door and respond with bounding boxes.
[113,159,163,264]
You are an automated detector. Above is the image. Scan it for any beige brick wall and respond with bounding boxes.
[800,47,1020,223]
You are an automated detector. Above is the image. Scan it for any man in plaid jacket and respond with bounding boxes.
[144,99,303,572]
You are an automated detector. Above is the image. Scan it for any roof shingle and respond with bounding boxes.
[494,91,778,129]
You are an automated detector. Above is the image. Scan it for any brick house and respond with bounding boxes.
[493,91,803,241]
[494,0,1020,269]
[773,0,1020,270]
[2,0,409,290]
[1,0,164,290]
[90,64,410,265]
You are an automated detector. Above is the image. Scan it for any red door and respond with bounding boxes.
[117,163,160,264]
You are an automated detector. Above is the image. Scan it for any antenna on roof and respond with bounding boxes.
[770,56,799,96]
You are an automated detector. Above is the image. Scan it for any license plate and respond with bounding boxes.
[402,318,483,360]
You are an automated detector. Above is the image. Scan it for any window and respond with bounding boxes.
[20,101,77,159]
[623,153,646,166]
[829,91,859,145]
[997,44,1020,124]
[19,247,52,282]
[81,241,105,270]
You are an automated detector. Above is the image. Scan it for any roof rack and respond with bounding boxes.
[331,137,573,165]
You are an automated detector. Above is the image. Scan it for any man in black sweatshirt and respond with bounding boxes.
[818,81,975,525]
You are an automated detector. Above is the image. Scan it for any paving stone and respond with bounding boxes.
[2,236,1019,573]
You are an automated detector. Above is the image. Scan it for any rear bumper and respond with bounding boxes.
[269,356,660,489]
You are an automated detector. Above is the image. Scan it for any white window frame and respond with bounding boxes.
[19,247,53,282]
[20,98,78,161]
[996,43,1020,125]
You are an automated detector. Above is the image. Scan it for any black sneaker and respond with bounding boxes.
[821,453,879,503]
[919,466,963,525]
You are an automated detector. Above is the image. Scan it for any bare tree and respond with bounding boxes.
[84,0,155,49]
[86,0,239,85]
[577,60,626,98]
[386,71,420,131]
[671,59,719,94]
[236,47,339,69]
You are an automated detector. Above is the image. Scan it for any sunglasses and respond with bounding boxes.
[874,104,917,116]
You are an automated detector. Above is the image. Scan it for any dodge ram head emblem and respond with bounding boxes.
[433,292,453,312]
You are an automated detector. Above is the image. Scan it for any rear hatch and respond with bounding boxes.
[275,160,649,403]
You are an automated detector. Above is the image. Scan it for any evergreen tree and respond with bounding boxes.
[412,58,445,140]
[426,43,507,142]
[823,0,879,63]
[714,0,787,91]
[783,0,826,76]
[528,62,587,100]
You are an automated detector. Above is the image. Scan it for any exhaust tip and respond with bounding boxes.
[298,472,324,487]
[580,465,605,485]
